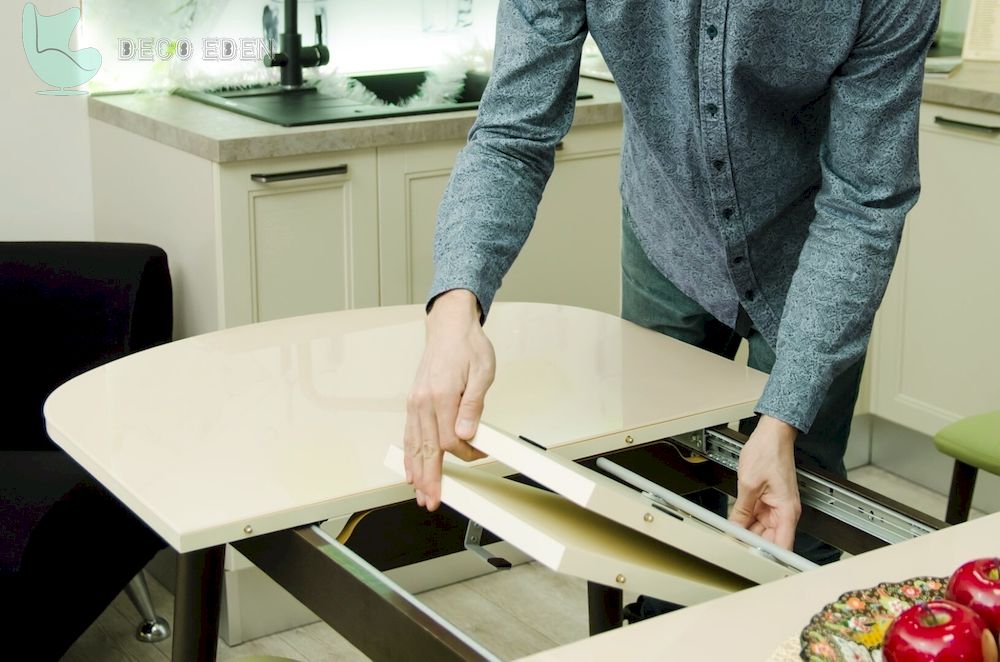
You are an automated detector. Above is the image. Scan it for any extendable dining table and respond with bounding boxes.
[44,303,944,660]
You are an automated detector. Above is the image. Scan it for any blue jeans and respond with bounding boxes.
[620,217,865,568]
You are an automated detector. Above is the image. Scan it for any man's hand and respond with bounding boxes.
[405,289,496,511]
[729,415,801,550]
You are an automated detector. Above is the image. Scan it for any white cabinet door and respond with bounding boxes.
[377,124,623,315]
[218,150,380,326]
[870,103,1000,436]
[377,138,465,307]
[500,125,623,316]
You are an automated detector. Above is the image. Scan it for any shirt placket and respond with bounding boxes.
[697,0,766,331]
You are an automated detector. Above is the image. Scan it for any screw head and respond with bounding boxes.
[643,512,654,523]
[615,574,626,584]
[243,525,253,535]
[625,435,634,444]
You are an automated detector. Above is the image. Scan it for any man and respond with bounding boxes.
[403,0,939,612]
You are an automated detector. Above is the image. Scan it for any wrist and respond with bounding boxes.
[755,415,799,446]
[427,289,481,325]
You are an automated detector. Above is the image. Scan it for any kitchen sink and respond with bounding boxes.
[176,69,592,127]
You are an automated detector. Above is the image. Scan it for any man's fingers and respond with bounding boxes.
[403,405,421,484]
[421,445,444,510]
[418,402,443,511]
[728,483,762,528]
[433,390,462,451]
[773,507,798,550]
[405,398,425,507]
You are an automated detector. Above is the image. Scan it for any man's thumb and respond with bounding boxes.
[455,376,488,440]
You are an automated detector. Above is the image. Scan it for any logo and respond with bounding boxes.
[22,2,102,96]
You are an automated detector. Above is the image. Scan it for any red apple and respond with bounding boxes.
[948,559,1000,635]
[883,600,998,661]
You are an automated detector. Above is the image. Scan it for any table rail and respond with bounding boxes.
[234,525,500,662]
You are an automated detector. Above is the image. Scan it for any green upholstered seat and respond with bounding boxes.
[934,410,1000,476]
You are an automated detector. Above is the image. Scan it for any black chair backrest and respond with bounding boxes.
[0,242,172,451]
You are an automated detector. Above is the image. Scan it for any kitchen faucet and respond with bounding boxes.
[263,0,330,88]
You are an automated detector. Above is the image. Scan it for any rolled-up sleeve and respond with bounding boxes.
[756,0,939,432]
[428,0,588,317]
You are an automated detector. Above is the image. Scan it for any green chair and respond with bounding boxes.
[21,2,102,95]
[934,410,1000,524]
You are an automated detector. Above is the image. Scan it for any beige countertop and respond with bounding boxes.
[87,77,623,163]
[88,61,999,164]
[923,60,1000,114]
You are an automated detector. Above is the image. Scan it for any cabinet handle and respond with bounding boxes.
[933,116,1000,135]
[250,165,349,183]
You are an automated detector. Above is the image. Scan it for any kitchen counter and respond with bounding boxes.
[89,61,999,164]
[923,60,1000,115]
[87,77,623,163]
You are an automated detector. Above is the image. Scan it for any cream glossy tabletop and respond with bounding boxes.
[43,303,768,553]
[522,511,1000,661]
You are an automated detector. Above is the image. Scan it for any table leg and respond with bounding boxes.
[587,581,623,635]
[945,460,978,525]
[172,545,225,662]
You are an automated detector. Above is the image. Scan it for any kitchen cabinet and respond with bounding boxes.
[869,102,1000,436]
[93,120,622,338]
[377,123,624,315]
[91,120,379,336]
[216,151,379,326]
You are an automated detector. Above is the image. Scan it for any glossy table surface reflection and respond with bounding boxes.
[44,303,767,552]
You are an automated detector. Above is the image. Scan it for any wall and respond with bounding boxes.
[943,0,972,35]
[3,0,94,241]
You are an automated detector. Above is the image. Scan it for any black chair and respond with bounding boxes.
[0,242,172,660]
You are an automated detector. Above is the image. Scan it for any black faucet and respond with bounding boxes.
[263,0,330,88]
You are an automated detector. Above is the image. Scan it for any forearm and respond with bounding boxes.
[756,0,937,431]
[428,0,587,317]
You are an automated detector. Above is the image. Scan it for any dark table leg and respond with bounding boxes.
[587,581,623,636]
[172,545,225,662]
[945,460,979,525]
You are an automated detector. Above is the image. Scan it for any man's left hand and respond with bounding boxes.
[729,415,801,550]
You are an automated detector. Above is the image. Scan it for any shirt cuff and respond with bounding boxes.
[427,273,498,324]
[754,352,835,434]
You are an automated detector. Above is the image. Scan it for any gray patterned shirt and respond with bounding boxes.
[430,0,939,432]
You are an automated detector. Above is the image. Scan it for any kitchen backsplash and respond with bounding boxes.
[83,0,972,93]
[84,0,500,92]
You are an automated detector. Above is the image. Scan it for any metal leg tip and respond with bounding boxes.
[136,617,171,643]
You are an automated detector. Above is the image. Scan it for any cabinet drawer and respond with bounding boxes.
[920,103,1000,143]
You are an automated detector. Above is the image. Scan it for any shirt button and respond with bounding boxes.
[706,25,718,39]
[713,159,725,171]
[706,103,718,116]
[723,208,734,219]
[745,289,755,301]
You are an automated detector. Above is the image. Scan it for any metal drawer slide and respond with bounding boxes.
[668,428,938,545]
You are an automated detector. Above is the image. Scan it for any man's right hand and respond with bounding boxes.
[405,289,496,510]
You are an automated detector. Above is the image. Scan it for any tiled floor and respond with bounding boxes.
[62,466,988,662]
